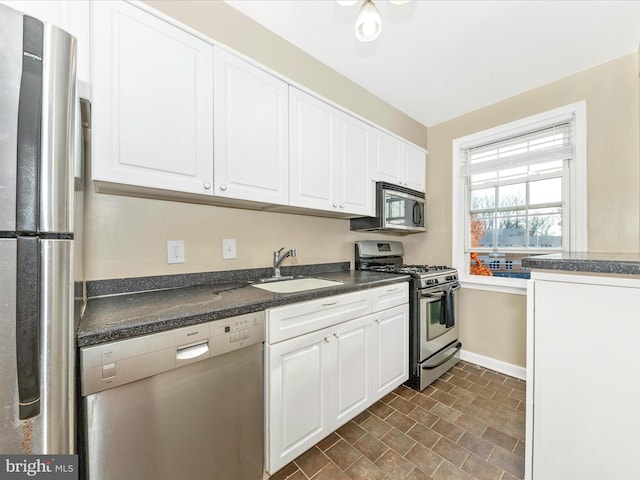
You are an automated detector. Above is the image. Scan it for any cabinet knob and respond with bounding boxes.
[203,182,211,190]
[375,319,381,324]
[324,336,332,343]
[333,333,339,339]
[220,184,227,191]
[339,204,344,209]
[333,203,338,208]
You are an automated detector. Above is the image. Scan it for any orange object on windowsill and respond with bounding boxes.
[470,252,493,276]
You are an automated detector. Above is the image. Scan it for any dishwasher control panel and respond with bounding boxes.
[81,311,265,396]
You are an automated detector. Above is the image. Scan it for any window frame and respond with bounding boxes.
[452,101,588,295]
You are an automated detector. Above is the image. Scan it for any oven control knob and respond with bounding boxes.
[426,279,433,285]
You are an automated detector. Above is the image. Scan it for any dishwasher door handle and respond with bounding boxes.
[176,341,210,360]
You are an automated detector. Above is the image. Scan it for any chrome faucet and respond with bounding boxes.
[273,247,297,279]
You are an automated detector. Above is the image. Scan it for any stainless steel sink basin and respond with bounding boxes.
[251,278,343,293]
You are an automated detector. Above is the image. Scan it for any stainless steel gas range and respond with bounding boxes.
[355,240,461,391]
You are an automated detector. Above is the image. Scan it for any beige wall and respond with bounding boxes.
[412,53,640,367]
[83,1,428,281]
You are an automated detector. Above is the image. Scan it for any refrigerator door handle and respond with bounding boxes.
[16,15,44,234]
[16,237,41,419]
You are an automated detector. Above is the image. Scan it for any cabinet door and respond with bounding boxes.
[213,47,288,204]
[372,128,402,185]
[336,112,373,216]
[372,304,409,400]
[92,1,214,195]
[289,88,335,211]
[331,316,372,426]
[266,329,331,474]
[531,278,640,479]
[2,0,90,99]
[404,143,426,193]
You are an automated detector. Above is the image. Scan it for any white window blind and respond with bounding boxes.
[460,121,573,182]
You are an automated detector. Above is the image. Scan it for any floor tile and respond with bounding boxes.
[432,437,470,467]
[386,410,417,433]
[336,421,367,444]
[457,431,495,459]
[488,446,525,478]
[481,426,517,452]
[404,443,444,476]
[462,453,503,480]
[353,433,389,462]
[380,427,417,455]
[325,439,362,471]
[406,422,441,449]
[375,448,415,478]
[294,446,330,478]
[361,413,393,439]
[313,462,351,480]
[345,456,386,480]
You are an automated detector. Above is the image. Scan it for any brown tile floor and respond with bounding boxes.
[268,361,526,480]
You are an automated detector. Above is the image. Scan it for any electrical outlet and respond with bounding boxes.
[222,239,237,259]
[167,240,185,264]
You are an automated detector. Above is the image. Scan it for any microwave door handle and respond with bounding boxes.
[413,202,422,226]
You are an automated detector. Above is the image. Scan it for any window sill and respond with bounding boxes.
[459,274,527,295]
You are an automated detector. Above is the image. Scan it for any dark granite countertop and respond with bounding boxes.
[522,252,640,276]
[77,268,409,347]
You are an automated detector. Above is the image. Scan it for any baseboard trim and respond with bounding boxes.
[460,349,526,380]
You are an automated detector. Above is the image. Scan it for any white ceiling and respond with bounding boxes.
[224,0,640,127]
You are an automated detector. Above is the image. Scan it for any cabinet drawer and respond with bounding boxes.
[267,290,371,344]
[370,282,409,312]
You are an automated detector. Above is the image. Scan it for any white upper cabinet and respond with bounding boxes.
[213,47,289,205]
[289,88,336,211]
[404,142,427,193]
[372,128,426,192]
[92,1,214,195]
[1,0,91,99]
[85,0,419,216]
[289,88,372,216]
[335,111,374,216]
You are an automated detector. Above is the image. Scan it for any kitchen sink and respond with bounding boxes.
[251,278,343,293]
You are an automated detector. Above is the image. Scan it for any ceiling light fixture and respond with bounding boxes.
[339,0,409,43]
[355,0,382,42]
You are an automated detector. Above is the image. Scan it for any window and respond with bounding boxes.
[452,102,587,294]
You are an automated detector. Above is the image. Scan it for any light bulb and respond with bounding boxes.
[355,0,382,42]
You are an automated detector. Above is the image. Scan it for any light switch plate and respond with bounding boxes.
[222,239,237,259]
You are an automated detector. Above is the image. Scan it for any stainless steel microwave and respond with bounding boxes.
[350,182,426,234]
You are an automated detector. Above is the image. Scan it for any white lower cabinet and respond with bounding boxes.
[372,305,409,399]
[527,272,640,479]
[265,284,409,474]
[267,324,331,469]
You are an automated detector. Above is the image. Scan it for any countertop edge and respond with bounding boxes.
[522,253,640,276]
[77,273,409,348]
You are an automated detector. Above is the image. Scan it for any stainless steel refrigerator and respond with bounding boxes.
[0,3,82,454]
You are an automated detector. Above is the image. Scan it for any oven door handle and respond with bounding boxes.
[422,342,462,370]
[423,291,445,298]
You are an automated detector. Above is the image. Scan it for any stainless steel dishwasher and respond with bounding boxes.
[80,311,265,480]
